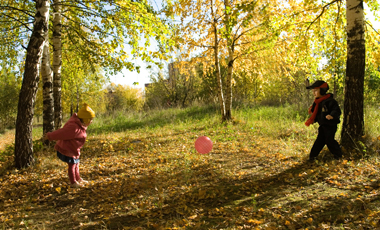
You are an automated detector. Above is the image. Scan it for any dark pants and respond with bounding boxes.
[309,125,342,160]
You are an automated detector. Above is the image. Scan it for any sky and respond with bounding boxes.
[108,58,156,90]
[108,1,380,91]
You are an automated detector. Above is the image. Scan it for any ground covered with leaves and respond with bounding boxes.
[1,106,380,229]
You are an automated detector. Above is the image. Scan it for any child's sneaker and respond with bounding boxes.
[78,179,89,184]
[70,182,82,188]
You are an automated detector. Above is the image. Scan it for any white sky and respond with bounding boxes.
[109,2,380,91]
[108,59,155,90]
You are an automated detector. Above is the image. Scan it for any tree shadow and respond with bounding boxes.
[3,129,376,229]
[74,156,330,229]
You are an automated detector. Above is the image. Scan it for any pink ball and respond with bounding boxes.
[195,136,213,154]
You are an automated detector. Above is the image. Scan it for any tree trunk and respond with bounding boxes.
[14,0,50,169]
[211,0,226,120]
[224,0,233,121]
[41,34,54,146]
[76,84,79,112]
[70,96,74,116]
[340,0,365,150]
[53,0,63,130]
[225,51,233,121]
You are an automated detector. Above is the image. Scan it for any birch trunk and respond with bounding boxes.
[211,1,226,119]
[340,0,365,150]
[53,0,63,130]
[41,35,54,145]
[224,0,233,121]
[14,0,50,169]
[225,48,233,121]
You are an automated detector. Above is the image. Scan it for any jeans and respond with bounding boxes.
[57,151,80,164]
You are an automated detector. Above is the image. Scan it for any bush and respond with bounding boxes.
[105,83,144,112]
[0,70,21,132]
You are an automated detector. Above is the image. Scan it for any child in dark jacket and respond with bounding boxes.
[44,103,95,187]
[305,80,342,162]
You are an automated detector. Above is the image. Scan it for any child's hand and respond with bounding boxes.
[326,115,334,120]
[43,134,48,140]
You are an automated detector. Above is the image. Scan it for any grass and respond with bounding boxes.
[1,104,380,229]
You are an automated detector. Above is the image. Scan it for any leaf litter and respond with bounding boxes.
[1,124,380,229]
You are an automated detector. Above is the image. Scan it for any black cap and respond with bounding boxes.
[306,80,329,90]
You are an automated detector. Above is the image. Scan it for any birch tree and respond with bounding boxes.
[52,0,62,129]
[211,0,226,119]
[340,0,365,150]
[174,0,279,121]
[222,0,279,120]
[14,0,50,168]
[41,33,54,145]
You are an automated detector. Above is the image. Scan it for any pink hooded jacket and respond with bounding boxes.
[46,113,87,159]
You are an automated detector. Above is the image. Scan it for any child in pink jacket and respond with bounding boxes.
[44,103,95,188]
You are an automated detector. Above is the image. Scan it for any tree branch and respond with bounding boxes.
[366,21,380,36]
[0,14,33,32]
[0,5,35,17]
[304,0,341,34]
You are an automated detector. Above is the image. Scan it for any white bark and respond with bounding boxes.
[41,37,55,137]
[53,0,63,130]
[346,0,365,59]
[211,0,226,119]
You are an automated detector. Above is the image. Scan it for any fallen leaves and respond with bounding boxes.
[247,218,263,224]
[0,117,380,229]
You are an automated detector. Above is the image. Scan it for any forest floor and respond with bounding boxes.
[1,106,380,230]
